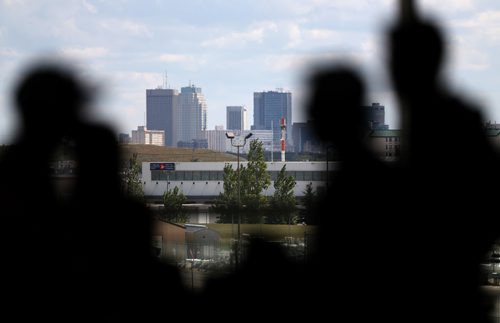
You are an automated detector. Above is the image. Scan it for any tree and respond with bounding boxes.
[213,140,270,223]
[267,164,297,224]
[162,186,187,223]
[121,153,144,201]
[240,140,270,222]
[300,182,320,225]
[212,163,239,223]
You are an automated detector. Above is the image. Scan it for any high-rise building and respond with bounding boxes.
[131,126,165,146]
[362,102,388,130]
[177,84,207,146]
[253,90,292,150]
[146,88,179,146]
[226,106,247,132]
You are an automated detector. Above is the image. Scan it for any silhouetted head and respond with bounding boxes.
[388,17,445,97]
[14,62,90,139]
[307,66,368,152]
[75,124,121,196]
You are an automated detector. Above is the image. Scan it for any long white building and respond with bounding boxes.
[142,161,336,201]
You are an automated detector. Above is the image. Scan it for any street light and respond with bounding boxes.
[226,131,252,267]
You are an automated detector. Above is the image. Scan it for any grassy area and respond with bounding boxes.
[120,144,239,163]
[207,223,316,242]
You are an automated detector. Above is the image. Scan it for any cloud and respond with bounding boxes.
[201,22,277,48]
[159,54,194,63]
[449,36,490,71]
[454,10,500,42]
[0,47,20,57]
[81,0,97,14]
[287,24,302,48]
[109,71,165,90]
[307,28,339,41]
[285,25,341,49]
[99,19,152,38]
[421,0,474,13]
[264,52,347,72]
[448,10,500,72]
[2,0,25,7]
[60,47,109,60]
[268,0,389,16]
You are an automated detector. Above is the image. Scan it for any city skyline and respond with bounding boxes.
[1,1,500,144]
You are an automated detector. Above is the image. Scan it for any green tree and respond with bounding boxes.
[212,163,239,222]
[300,182,320,225]
[267,164,297,223]
[162,186,188,223]
[213,140,270,223]
[241,140,270,208]
[121,153,144,200]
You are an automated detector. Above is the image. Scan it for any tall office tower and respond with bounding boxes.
[361,102,388,130]
[226,106,247,132]
[177,84,208,146]
[146,88,179,146]
[253,90,292,150]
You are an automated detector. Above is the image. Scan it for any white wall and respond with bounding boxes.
[142,161,336,198]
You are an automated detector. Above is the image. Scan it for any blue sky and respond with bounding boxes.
[1,0,500,143]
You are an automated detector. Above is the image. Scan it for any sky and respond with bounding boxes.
[1,0,500,144]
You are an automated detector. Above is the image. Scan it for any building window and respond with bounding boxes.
[209,171,218,181]
[183,171,193,181]
[303,172,312,181]
[175,171,184,181]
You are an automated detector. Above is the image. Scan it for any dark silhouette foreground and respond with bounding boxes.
[306,1,500,322]
[0,62,186,321]
[0,1,498,321]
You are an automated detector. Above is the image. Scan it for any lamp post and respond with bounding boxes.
[226,131,253,267]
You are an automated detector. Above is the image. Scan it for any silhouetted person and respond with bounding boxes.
[387,0,500,321]
[0,62,91,320]
[307,64,405,321]
[0,60,187,321]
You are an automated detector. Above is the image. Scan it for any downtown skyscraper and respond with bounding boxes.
[253,90,292,149]
[226,106,247,132]
[178,84,207,146]
[146,88,179,146]
[146,83,207,147]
